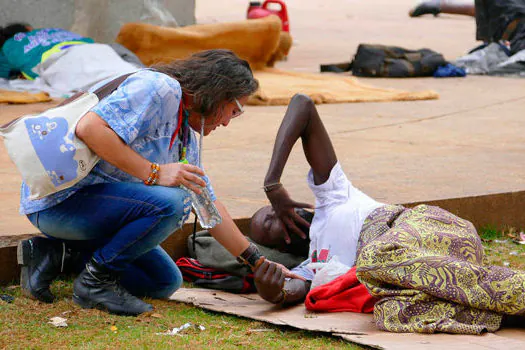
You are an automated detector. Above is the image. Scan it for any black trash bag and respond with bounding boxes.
[350,44,447,77]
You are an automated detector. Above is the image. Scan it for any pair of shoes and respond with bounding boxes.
[18,236,80,303]
[409,0,441,17]
[73,258,153,316]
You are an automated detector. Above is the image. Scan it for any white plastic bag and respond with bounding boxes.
[307,256,351,289]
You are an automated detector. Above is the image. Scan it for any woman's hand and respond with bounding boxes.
[253,257,305,304]
[266,186,313,244]
[157,163,206,193]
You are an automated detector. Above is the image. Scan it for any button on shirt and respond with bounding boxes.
[20,69,215,215]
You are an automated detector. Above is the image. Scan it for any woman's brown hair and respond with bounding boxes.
[153,49,259,117]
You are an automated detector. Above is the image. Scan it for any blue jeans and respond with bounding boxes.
[27,182,192,299]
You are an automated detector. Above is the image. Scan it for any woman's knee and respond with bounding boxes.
[144,186,192,222]
[149,267,183,299]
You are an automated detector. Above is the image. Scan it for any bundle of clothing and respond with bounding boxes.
[0,27,144,101]
[320,44,465,78]
[454,0,525,76]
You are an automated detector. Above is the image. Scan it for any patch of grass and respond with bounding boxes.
[479,226,525,271]
[0,281,360,349]
[2,227,524,349]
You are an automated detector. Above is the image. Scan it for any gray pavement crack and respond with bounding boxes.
[331,95,525,136]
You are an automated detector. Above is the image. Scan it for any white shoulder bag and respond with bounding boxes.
[0,73,132,200]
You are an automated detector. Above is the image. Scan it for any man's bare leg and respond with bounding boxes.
[409,0,475,18]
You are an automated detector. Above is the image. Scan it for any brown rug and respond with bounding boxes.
[116,16,287,71]
[170,288,525,350]
[0,90,51,104]
[250,68,438,105]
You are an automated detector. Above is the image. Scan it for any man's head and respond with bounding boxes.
[249,206,312,257]
[0,23,32,47]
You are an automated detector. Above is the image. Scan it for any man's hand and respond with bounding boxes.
[266,186,313,244]
[253,258,306,304]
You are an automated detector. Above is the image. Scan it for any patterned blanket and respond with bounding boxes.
[356,204,525,335]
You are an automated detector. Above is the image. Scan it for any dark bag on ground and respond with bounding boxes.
[188,230,306,276]
[176,257,256,293]
[350,44,447,77]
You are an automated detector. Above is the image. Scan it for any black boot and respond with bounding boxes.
[409,0,441,17]
[17,236,81,303]
[73,258,153,316]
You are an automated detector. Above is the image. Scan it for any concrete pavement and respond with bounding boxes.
[1,0,524,238]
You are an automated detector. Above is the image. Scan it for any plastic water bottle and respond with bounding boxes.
[184,184,222,229]
[185,117,222,229]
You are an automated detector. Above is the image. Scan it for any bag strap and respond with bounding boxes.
[1,72,136,133]
[56,72,134,108]
[92,72,134,100]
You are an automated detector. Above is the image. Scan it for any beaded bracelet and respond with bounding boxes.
[273,288,288,305]
[144,162,160,186]
[262,182,282,193]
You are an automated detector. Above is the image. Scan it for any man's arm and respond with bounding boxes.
[265,93,337,186]
[264,94,338,242]
[255,94,339,306]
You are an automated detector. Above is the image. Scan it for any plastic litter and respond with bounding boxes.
[518,232,525,244]
[307,255,351,289]
[156,322,206,336]
[49,317,68,328]
[0,294,14,303]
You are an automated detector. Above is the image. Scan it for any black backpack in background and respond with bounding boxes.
[351,44,447,77]
[321,44,447,77]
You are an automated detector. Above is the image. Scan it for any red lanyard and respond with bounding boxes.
[169,100,185,151]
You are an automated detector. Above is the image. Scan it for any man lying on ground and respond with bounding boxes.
[0,23,142,91]
[251,93,525,334]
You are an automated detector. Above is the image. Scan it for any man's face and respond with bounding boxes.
[249,206,287,251]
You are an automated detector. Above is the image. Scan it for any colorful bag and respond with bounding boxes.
[0,73,132,200]
[176,257,256,294]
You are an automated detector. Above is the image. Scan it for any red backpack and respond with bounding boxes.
[176,257,256,294]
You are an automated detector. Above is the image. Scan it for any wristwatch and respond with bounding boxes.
[236,243,263,270]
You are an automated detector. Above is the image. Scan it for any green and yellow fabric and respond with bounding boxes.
[1,28,93,79]
[356,204,525,335]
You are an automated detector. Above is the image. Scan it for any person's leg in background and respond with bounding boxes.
[24,182,191,315]
[409,0,475,18]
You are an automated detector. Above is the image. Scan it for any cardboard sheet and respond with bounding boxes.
[170,288,525,350]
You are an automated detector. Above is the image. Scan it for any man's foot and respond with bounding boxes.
[409,0,441,17]
[18,236,78,303]
[73,258,153,316]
